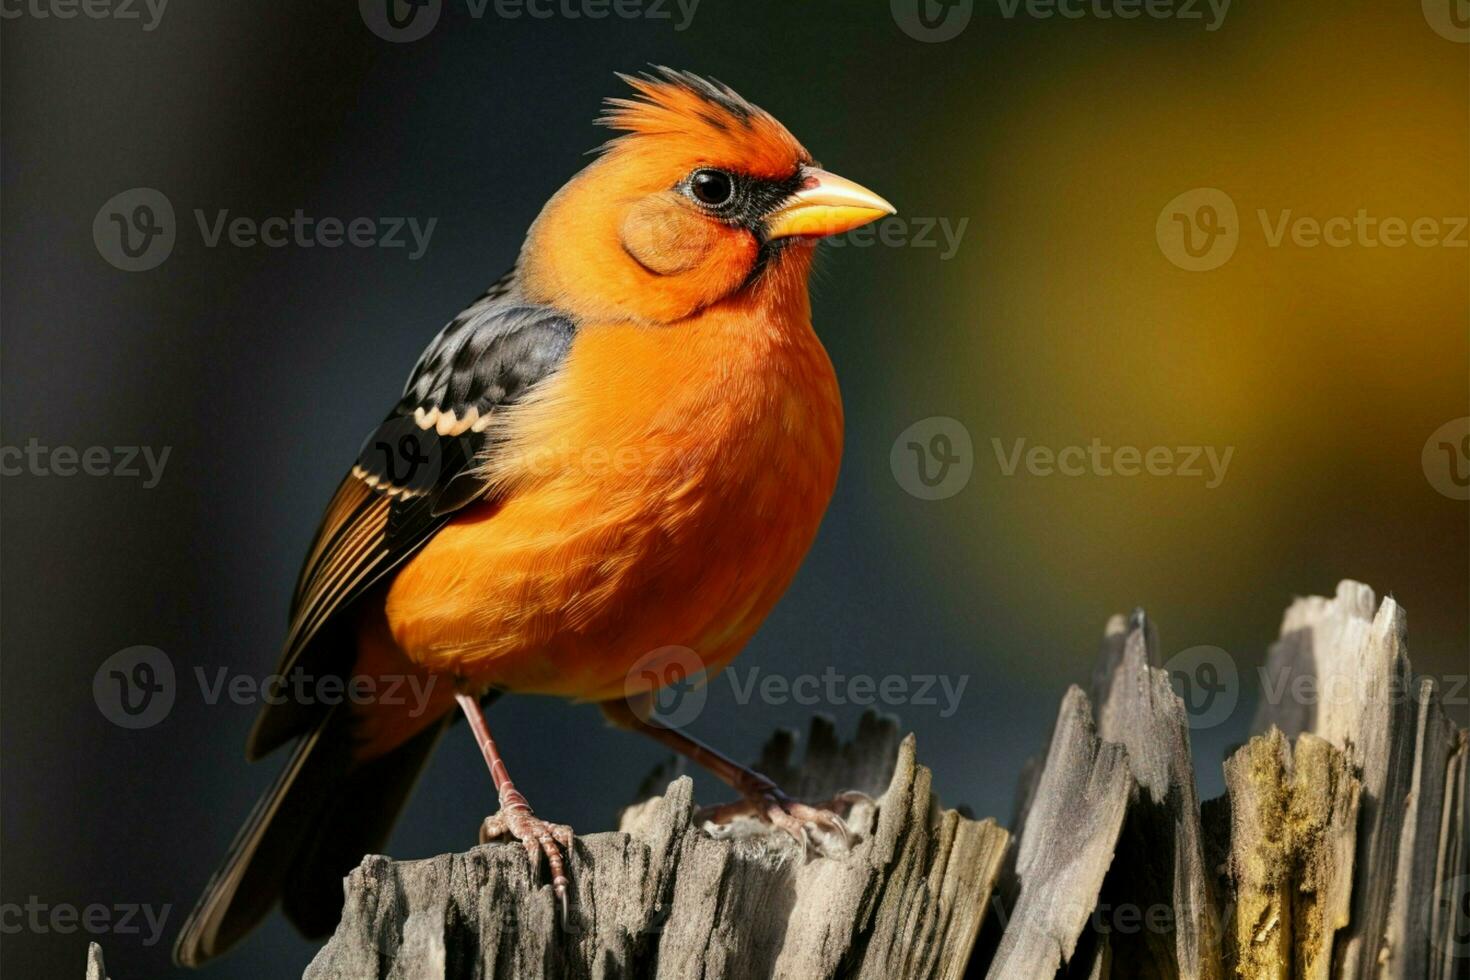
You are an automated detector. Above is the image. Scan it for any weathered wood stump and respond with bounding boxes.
[303,712,1008,979]
[81,580,1469,978]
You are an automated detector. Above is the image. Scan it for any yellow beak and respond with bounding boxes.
[764,168,896,240]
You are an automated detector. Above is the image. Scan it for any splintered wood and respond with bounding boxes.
[303,715,1009,980]
[299,581,1464,980]
[99,580,1456,980]
[1244,582,1468,980]
[977,581,1464,979]
[979,581,1464,978]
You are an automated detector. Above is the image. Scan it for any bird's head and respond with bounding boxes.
[518,68,895,324]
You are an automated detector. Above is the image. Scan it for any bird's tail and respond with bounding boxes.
[172,706,450,967]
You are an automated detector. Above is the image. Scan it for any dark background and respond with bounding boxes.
[3,2,1466,976]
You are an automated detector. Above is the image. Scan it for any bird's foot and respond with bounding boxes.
[479,807,575,923]
[695,774,872,856]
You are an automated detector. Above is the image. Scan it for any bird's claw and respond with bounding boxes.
[695,781,871,855]
[480,809,574,925]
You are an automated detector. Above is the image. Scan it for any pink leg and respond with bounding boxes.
[601,698,867,853]
[456,693,573,919]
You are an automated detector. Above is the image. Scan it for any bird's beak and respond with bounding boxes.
[764,167,896,241]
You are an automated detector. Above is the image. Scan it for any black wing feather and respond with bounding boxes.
[247,288,576,759]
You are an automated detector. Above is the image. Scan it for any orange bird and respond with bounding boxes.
[175,68,894,966]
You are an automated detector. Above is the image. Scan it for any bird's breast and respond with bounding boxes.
[380,309,843,700]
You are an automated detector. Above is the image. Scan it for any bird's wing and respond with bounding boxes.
[246,290,576,759]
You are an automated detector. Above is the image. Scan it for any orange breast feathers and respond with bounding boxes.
[375,297,844,702]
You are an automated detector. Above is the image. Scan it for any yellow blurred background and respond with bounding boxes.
[864,0,1468,707]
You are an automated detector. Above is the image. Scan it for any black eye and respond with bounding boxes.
[689,169,734,207]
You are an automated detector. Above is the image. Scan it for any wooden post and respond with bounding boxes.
[81,581,1469,978]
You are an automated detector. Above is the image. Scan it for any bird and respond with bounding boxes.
[174,67,895,967]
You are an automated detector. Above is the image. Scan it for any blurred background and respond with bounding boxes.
[2,1,1466,975]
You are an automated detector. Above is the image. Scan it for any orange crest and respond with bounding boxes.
[598,67,811,179]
